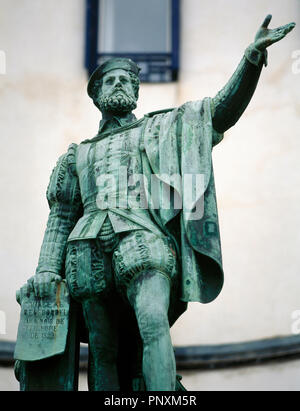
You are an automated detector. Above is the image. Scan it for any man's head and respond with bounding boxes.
[87,58,140,115]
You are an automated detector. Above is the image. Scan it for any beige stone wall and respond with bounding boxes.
[0,0,299,390]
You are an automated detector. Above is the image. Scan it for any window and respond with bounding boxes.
[85,0,180,82]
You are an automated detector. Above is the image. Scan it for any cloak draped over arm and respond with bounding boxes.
[143,98,224,305]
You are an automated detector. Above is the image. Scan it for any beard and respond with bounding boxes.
[97,90,137,115]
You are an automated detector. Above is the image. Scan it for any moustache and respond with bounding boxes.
[109,87,127,96]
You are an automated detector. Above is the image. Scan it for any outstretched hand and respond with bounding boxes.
[254,14,295,51]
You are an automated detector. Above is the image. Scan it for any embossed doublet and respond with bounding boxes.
[69,122,161,241]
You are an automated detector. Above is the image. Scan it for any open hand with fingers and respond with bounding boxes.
[254,14,295,51]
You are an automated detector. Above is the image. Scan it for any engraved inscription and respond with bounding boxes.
[14,281,70,361]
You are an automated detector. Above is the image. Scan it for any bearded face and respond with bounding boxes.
[95,68,138,115]
[98,89,137,114]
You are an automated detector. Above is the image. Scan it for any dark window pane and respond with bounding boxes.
[99,0,171,53]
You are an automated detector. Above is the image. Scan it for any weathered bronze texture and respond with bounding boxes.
[14,15,295,391]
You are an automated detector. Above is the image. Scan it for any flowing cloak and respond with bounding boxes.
[139,97,224,324]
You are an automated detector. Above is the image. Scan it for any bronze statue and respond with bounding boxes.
[14,15,295,391]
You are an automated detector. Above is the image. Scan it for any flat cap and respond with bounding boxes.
[87,58,141,98]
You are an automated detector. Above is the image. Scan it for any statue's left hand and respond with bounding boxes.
[254,14,295,51]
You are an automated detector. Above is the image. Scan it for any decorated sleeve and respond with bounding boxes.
[36,144,82,276]
[211,43,267,136]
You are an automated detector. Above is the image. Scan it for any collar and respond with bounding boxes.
[98,113,137,134]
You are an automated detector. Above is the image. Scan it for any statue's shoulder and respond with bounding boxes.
[80,109,174,146]
[50,143,78,174]
[80,116,146,145]
[46,143,80,206]
[53,143,78,175]
[145,107,174,118]
[65,143,78,172]
[80,136,97,145]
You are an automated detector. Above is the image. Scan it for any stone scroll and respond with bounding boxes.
[14,281,70,362]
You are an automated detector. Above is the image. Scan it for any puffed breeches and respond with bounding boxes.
[65,230,178,302]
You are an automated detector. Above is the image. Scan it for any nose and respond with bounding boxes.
[113,81,124,93]
[113,76,122,85]
[115,80,123,89]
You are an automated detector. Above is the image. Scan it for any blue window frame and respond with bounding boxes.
[85,0,180,82]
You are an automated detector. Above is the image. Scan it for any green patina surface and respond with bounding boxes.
[14,15,295,391]
[14,281,69,362]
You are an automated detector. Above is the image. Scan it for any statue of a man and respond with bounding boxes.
[16,15,295,391]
